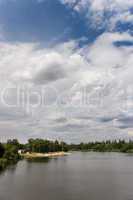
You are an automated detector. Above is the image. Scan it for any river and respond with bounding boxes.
[0,152,133,200]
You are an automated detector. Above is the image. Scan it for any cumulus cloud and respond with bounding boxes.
[0,0,133,142]
[33,53,67,84]
[60,0,133,30]
[0,31,133,142]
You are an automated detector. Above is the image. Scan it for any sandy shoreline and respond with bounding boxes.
[21,152,71,159]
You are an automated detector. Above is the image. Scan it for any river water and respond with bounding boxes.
[0,152,133,200]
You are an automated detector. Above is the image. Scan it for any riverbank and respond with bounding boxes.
[21,152,71,159]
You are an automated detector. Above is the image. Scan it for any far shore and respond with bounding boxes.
[21,152,71,159]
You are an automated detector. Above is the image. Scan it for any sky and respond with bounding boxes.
[0,0,133,143]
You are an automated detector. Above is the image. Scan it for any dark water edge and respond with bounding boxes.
[0,152,133,200]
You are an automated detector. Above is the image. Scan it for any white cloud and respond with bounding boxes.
[60,0,133,30]
[86,32,132,68]
[61,0,133,13]
[0,32,133,141]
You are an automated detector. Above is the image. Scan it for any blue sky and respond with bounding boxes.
[0,0,133,44]
[0,0,133,142]
[0,0,89,43]
[0,0,111,44]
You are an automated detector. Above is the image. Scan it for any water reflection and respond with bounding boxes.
[26,157,50,163]
[0,152,133,200]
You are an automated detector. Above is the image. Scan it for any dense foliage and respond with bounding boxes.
[0,143,5,158]
[0,139,20,171]
[26,139,68,153]
[68,140,133,153]
[23,139,133,153]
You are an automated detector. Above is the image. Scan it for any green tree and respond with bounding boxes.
[0,143,5,158]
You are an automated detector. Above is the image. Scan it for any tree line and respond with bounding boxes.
[25,139,133,153]
[26,138,68,153]
[68,140,133,153]
[1,138,133,171]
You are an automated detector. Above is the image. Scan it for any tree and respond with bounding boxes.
[0,143,5,158]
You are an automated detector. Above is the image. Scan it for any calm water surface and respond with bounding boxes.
[0,152,133,200]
